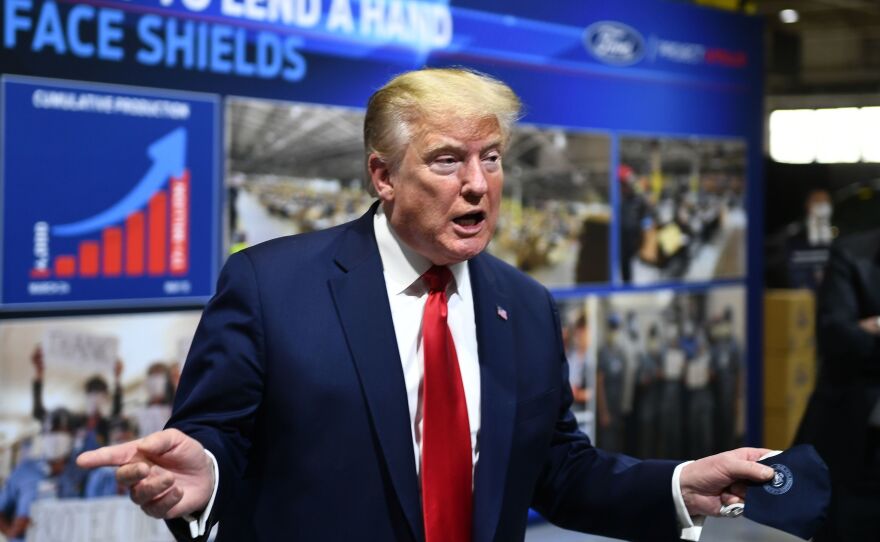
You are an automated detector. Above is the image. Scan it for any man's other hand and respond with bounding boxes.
[76,428,213,519]
[858,315,880,335]
[680,447,776,517]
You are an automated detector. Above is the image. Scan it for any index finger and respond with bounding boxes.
[76,439,143,469]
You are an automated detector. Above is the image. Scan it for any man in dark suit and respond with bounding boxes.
[796,228,880,541]
[78,68,773,542]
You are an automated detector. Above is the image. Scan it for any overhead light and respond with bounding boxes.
[769,109,816,164]
[858,107,880,162]
[814,108,860,163]
[770,107,880,164]
[779,9,799,24]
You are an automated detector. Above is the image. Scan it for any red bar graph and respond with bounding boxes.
[34,169,191,281]
[79,241,99,277]
[169,170,190,275]
[55,256,76,278]
[126,212,145,276]
[102,227,122,277]
[148,192,167,276]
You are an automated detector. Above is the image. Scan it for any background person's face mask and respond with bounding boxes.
[36,431,73,462]
[146,374,168,400]
[85,392,109,417]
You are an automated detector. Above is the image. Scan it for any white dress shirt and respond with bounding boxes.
[373,206,482,473]
[189,206,702,539]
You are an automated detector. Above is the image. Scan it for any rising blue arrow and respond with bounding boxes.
[53,127,188,237]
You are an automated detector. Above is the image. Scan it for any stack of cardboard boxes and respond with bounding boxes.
[763,290,817,450]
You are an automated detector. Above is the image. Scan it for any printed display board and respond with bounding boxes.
[0,77,220,308]
[0,2,767,539]
[0,311,200,540]
[556,285,746,457]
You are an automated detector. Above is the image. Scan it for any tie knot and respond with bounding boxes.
[422,266,452,293]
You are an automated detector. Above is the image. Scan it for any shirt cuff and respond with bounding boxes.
[672,461,705,541]
[182,448,219,539]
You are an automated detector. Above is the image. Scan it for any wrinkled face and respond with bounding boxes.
[372,115,504,265]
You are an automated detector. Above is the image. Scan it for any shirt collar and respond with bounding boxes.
[373,204,467,295]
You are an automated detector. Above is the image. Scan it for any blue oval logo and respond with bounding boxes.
[584,21,645,66]
[764,464,794,495]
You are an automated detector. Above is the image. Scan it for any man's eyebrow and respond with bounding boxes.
[421,142,467,157]
[422,139,505,157]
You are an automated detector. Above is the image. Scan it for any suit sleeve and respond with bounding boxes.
[816,244,880,378]
[530,290,682,542]
[164,251,267,541]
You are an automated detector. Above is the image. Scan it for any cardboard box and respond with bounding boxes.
[764,289,816,354]
[763,352,816,410]
[763,290,818,450]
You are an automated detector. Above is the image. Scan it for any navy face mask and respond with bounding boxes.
[743,444,831,540]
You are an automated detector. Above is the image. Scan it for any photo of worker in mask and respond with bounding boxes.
[592,287,746,459]
[596,314,628,452]
[0,408,80,542]
[558,298,597,440]
[0,311,200,528]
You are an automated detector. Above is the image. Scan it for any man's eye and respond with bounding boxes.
[429,156,460,173]
[483,153,502,168]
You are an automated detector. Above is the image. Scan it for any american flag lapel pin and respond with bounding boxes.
[496,305,508,321]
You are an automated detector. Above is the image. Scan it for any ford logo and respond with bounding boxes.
[584,21,645,66]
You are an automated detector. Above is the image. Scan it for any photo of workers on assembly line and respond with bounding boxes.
[586,287,746,460]
[618,137,747,285]
[225,98,613,287]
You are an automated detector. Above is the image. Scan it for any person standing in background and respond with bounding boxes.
[658,318,687,459]
[134,362,174,437]
[683,323,714,459]
[711,307,742,452]
[796,228,880,541]
[31,346,123,449]
[635,323,663,458]
[565,312,592,414]
[785,188,835,290]
[618,165,649,283]
[597,314,627,452]
[621,311,641,455]
[0,409,79,542]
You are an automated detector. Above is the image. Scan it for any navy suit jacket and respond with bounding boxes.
[167,204,681,541]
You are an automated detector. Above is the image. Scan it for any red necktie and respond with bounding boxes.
[421,265,472,542]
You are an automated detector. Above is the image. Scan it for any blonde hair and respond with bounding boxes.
[364,67,522,172]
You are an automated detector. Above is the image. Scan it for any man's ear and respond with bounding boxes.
[368,154,394,202]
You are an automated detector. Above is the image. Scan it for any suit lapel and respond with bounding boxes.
[469,255,517,542]
[329,208,424,542]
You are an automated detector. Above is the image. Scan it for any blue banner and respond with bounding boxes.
[2,0,762,132]
[0,76,220,308]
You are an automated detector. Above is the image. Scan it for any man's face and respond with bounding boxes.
[373,115,504,265]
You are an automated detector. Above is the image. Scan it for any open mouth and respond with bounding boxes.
[453,211,485,227]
